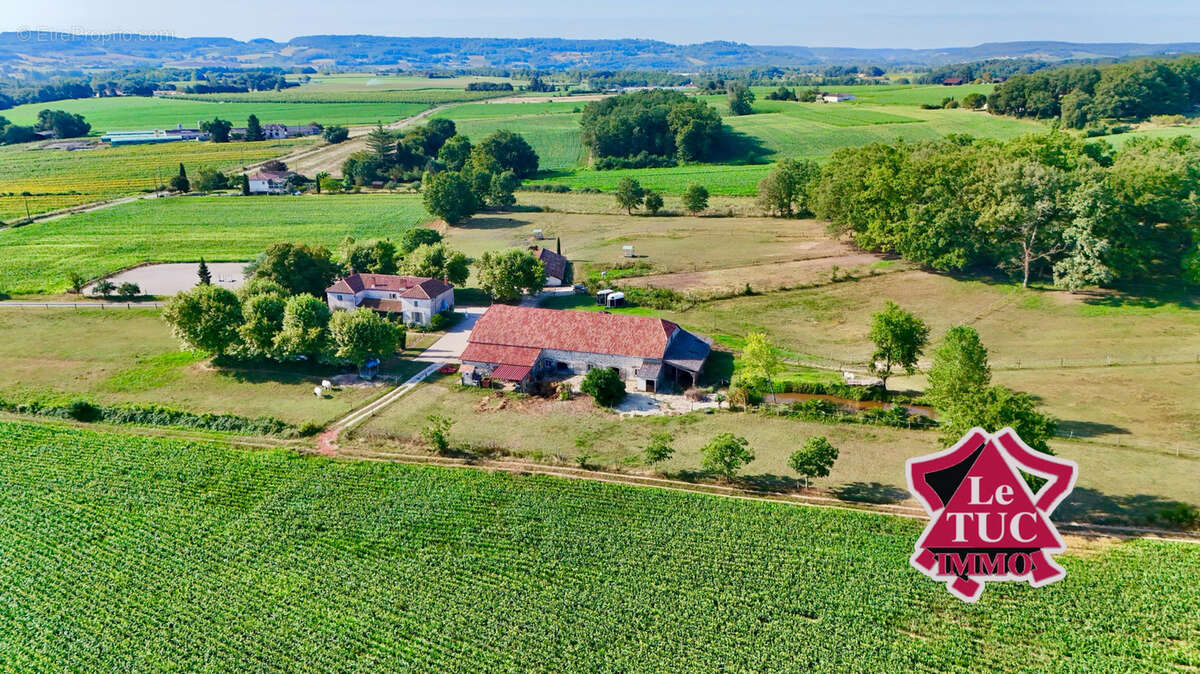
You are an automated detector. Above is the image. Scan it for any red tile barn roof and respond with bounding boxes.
[460,343,542,367]
[536,247,568,280]
[466,305,678,359]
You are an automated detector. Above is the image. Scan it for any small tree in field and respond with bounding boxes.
[421,415,455,454]
[644,432,675,465]
[67,272,86,294]
[682,184,709,214]
[701,432,754,480]
[868,301,929,390]
[169,163,190,193]
[643,191,664,215]
[117,282,141,300]
[615,178,645,214]
[788,436,839,489]
[741,332,783,402]
[197,258,212,285]
[91,279,115,298]
[581,367,626,407]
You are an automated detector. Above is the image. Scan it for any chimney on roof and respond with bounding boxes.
[556,237,561,255]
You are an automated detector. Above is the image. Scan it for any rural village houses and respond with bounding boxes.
[248,170,299,194]
[460,305,712,393]
[326,273,455,327]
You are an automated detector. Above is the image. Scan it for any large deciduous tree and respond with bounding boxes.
[250,242,340,297]
[788,436,839,489]
[330,308,402,366]
[162,284,243,356]
[475,249,546,302]
[422,170,477,225]
[614,178,645,214]
[868,301,929,390]
[273,295,332,360]
[701,433,755,480]
[925,325,991,410]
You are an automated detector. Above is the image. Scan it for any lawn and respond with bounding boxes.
[0,193,431,293]
[0,137,317,222]
[2,419,1197,670]
[0,309,397,426]
[351,380,1200,526]
[2,96,430,131]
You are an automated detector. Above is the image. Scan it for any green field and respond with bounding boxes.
[1,419,1196,670]
[745,83,998,107]
[2,96,429,131]
[0,194,430,293]
[0,137,317,222]
[433,95,1046,195]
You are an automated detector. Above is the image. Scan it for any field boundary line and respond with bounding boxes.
[325,447,1200,542]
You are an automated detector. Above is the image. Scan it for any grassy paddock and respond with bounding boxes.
[351,381,1200,526]
[2,419,1196,670]
[0,308,414,426]
[0,193,430,293]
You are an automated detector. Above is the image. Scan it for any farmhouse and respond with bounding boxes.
[822,93,856,102]
[533,246,569,286]
[326,273,455,327]
[248,170,298,194]
[460,305,711,393]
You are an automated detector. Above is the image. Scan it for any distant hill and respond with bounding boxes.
[2,33,1199,71]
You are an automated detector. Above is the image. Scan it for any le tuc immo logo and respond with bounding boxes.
[906,427,1078,603]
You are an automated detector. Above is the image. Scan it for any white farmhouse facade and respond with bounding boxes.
[248,170,297,194]
[325,273,455,327]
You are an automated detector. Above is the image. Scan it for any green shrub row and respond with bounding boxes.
[0,397,295,436]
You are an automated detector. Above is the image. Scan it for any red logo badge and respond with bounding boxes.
[907,427,1078,602]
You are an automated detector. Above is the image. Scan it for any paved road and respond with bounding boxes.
[413,306,485,362]
[0,301,165,309]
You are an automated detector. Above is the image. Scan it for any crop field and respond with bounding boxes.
[1,96,429,131]
[0,137,317,222]
[0,194,430,293]
[1,419,1196,671]
[0,308,440,426]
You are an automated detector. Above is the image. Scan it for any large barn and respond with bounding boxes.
[460,305,711,392]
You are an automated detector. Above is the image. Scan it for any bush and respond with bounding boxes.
[297,421,324,437]
[581,368,626,407]
[594,153,678,170]
[1158,503,1200,529]
[65,399,102,422]
[521,184,572,193]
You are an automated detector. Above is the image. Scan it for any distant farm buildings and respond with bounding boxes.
[248,170,299,194]
[460,305,711,393]
[326,273,455,327]
[822,93,856,103]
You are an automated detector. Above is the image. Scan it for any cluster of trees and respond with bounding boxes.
[178,70,296,95]
[164,279,401,367]
[916,58,1053,85]
[418,128,539,224]
[771,133,1200,287]
[989,56,1200,127]
[641,426,837,486]
[0,109,90,145]
[727,84,755,115]
[764,86,820,102]
[0,67,299,111]
[465,82,514,91]
[580,90,724,167]
[343,118,538,209]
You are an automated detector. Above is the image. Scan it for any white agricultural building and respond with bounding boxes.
[325,273,455,327]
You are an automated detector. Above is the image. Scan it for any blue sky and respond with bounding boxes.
[9,0,1200,48]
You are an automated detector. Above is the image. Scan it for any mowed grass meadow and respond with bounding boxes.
[0,194,430,293]
[0,136,317,222]
[2,419,1196,670]
[432,88,1047,195]
[0,309,387,426]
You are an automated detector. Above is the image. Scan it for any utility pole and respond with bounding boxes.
[23,193,31,223]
